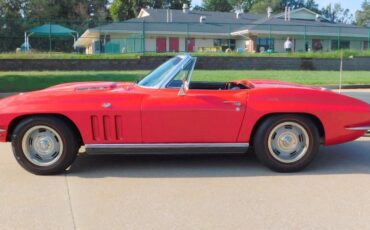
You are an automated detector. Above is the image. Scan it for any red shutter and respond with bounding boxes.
[186,38,195,52]
[169,37,179,52]
[156,37,167,53]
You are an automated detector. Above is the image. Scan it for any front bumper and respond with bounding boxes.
[0,129,7,142]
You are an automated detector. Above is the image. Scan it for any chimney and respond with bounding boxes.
[170,9,173,22]
[183,3,189,13]
[236,12,241,19]
[267,6,272,19]
[284,6,288,21]
[166,9,169,23]
[200,16,206,23]
[315,14,320,22]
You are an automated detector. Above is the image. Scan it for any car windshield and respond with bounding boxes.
[167,59,195,88]
[138,57,182,88]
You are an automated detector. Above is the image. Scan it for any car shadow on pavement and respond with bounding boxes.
[67,139,370,178]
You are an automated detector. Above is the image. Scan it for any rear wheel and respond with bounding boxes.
[254,115,320,172]
[11,117,79,175]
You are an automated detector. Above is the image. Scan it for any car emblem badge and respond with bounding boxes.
[102,102,112,108]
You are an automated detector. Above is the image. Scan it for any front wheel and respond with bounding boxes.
[253,115,320,172]
[11,117,80,175]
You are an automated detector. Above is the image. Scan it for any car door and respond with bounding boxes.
[141,88,247,143]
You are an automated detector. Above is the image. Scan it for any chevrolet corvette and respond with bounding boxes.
[0,54,369,175]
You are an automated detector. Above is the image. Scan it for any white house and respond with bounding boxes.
[75,6,370,54]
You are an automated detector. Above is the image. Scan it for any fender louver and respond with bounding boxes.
[91,115,124,141]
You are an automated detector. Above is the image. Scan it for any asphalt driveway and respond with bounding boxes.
[338,89,370,104]
[1,137,370,229]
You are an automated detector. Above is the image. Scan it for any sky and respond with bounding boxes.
[191,0,364,15]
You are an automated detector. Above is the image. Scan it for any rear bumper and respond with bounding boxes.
[346,126,370,131]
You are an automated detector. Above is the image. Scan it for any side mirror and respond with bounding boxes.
[178,80,189,96]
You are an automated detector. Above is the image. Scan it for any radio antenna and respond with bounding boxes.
[339,49,343,94]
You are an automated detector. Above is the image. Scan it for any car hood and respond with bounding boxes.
[0,82,139,109]
[44,81,135,92]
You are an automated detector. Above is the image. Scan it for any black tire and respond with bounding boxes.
[11,116,80,175]
[253,115,320,172]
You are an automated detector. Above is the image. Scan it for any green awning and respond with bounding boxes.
[26,24,77,37]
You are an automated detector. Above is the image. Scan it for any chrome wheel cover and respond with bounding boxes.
[268,122,309,164]
[22,125,64,167]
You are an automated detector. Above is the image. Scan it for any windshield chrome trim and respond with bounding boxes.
[186,57,197,87]
[137,84,160,89]
[158,55,193,89]
[161,56,196,89]
[137,54,194,89]
[165,57,197,89]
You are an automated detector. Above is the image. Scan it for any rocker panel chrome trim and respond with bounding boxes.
[86,143,249,149]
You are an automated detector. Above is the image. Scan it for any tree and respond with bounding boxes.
[147,0,165,8]
[168,0,191,9]
[110,0,148,21]
[193,5,205,11]
[202,0,233,12]
[321,3,353,24]
[0,0,27,52]
[304,0,319,13]
[146,0,191,9]
[229,0,256,12]
[88,0,110,22]
[0,0,26,18]
[24,0,61,19]
[23,0,108,21]
[249,0,281,13]
[246,0,319,14]
[110,0,128,21]
[109,0,191,21]
[281,0,305,9]
[356,0,370,26]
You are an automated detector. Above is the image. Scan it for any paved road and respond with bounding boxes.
[0,89,369,229]
[1,137,370,229]
[339,89,370,104]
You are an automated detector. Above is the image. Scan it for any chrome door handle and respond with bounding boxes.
[224,101,242,107]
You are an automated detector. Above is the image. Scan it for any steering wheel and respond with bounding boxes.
[226,82,241,90]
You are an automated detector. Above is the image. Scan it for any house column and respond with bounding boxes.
[247,35,257,52]
[142,21,145,54]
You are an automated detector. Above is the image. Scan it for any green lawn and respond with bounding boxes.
[1,49,370,59]
[0,70,369,92]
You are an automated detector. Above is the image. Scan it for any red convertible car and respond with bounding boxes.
[0,54,369,174]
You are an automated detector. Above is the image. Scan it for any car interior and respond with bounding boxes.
[167,80,250,90]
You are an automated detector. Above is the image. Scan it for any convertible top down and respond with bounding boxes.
[0,54,369,174]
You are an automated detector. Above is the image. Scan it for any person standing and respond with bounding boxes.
[284,37,293,53]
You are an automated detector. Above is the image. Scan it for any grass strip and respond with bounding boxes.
[0,70,369,92]
[1,50,370,59]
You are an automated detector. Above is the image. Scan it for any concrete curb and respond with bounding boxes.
[0,93,18,99]
[322,84,370,90]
